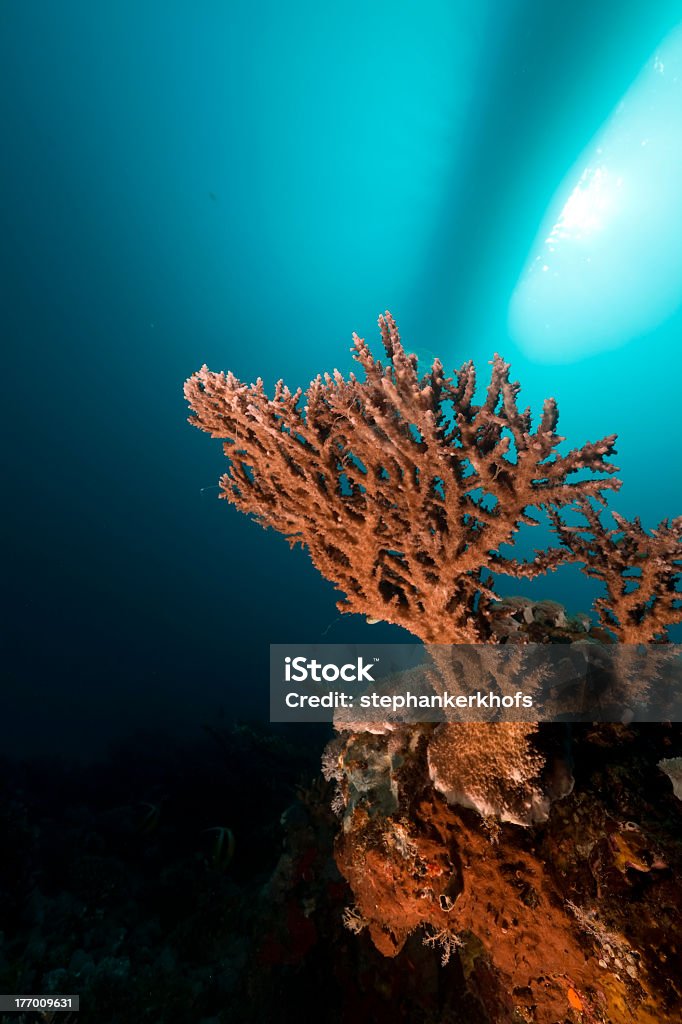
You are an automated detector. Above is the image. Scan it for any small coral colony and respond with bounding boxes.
[185,313,682,1022]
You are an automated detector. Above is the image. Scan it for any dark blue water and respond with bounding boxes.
[3,1,681,757]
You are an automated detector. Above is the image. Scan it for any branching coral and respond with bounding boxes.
[185,312,619,642]
[550,499,682,642]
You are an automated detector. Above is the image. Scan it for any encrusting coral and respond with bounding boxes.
[185,313,682,1023]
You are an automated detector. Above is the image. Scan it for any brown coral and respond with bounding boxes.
[185,312,619,642]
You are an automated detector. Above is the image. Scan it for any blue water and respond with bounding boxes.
[3,1,681,755]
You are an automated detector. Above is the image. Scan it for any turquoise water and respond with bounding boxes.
[3,2,681,751]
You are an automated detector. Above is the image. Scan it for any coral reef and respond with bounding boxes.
[325,645,682,1023]
[185,313,682,1022]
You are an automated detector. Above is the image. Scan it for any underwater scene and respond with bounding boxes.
[3,2,682,1022]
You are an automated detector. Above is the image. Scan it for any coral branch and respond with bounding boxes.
[550,500,682,642]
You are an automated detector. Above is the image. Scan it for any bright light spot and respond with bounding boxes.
[509,23,682,362]
[550,165,621,240]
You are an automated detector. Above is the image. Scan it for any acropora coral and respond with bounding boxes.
[185,311,682,640]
